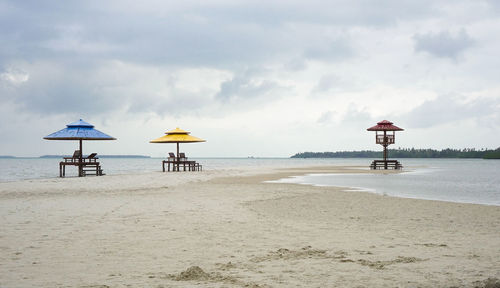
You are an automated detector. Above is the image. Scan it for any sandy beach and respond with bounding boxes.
[1,166,499,288]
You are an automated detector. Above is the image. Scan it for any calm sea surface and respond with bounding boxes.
[0,157,369,181]
[272,159,500,206]
[1,158,499,206]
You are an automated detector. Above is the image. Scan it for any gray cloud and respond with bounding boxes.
[312,74,347,94]
[283,58,308,71]
[0,0,440,68]
[202,0,438,27]
[314,76,337,93]
[342,106,373,124]
[403,95,499,128]
[0,63,113,115]
[126,90,211,118]
[0,61,213,117]
[304,38,355,62]
[485,0,500,13]
[312,74,366,97]
[0,0,441,119]
[413,29,474,60]
[1,0,500,157]
[317,106,373,125]
[215,69,280,102]
[317,111,334,124]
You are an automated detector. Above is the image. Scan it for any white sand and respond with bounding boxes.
[1,166,499,288]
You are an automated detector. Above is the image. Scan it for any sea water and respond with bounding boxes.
[0,157,367,182]
[1,158,499,206]
[271,159,500,206]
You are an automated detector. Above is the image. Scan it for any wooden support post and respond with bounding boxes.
[78,139,83,177]
[383,130,388,169]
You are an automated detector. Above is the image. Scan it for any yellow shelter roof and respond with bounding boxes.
[150,128,206,143]
[164,127,190,134]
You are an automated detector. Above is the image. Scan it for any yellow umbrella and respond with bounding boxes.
[150,128,206,159]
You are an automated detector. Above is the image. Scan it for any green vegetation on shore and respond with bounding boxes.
[291,148,500,159]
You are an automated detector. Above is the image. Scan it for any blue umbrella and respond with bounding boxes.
[44,119,116,176]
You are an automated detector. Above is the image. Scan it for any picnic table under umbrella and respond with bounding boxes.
[44,119,116,177]
[150,128,205,171]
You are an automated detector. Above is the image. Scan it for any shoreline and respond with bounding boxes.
[0,163,497,206]
[1,166,499,287]
[268,166,500,207]
[1,157,489,183]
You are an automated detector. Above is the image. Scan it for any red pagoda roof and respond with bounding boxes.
[367,120,404,131]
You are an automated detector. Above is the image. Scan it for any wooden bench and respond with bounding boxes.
[63,150,81,163]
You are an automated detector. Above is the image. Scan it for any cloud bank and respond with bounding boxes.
[0,0,499,156]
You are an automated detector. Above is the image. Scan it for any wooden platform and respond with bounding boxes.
[370,160,403,170]
[162,160,202,172]
[59,155,104,177]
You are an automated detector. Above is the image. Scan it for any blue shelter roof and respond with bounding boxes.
[44,119,116,140]
[67,119,94,128]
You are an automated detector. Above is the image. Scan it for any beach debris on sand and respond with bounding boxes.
[251,246,328,262]
[168,265,268,287]
[171,266,210,281]
[472,278,500,288]
[356,256,425,270]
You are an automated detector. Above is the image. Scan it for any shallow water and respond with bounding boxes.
[1,158,499,206]
[271,159,500,206]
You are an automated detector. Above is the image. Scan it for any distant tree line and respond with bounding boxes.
[291,147,500,159]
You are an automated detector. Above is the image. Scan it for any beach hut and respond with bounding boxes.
[367,120,404,170]
[44,119,116,177]
[150,128,205,171]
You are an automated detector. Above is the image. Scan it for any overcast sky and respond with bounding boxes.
[1,0,499,157]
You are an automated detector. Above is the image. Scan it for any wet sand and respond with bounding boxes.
[1,166,499,287]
